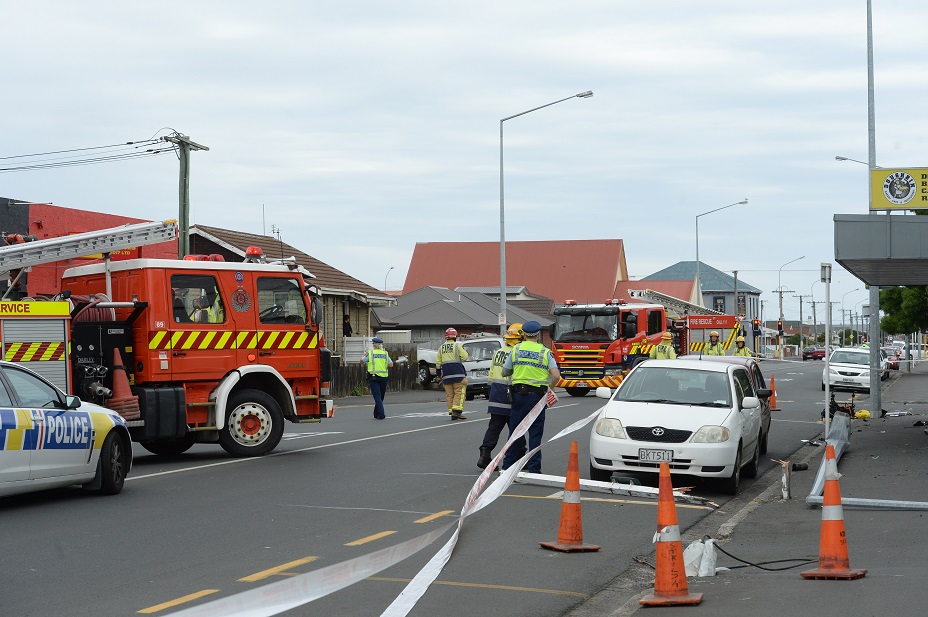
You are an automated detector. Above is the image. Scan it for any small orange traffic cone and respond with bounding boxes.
[106,348,141,421]
[640,462,703,606]
[540,441,600,552]
[769,374,780,411]
[801,444,867,580]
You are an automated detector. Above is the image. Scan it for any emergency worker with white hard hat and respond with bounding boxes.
[704,330,725,356]
[437,327,469,420]
[649,332,677,359]
[731,335,751,356]
[501,321,560,474]
[476,323,522,469]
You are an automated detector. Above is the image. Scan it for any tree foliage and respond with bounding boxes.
[879,286,928,334]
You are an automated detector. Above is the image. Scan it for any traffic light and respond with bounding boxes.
[777,320,784,336]
[752,319,760,337]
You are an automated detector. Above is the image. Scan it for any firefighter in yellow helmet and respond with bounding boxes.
[437,327,469,419]
[731,335,751,356]
[649,332,677,359]
[704,330,725,356]
[476,323,523,469]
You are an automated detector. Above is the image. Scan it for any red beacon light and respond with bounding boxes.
[244,246,265,263]
[182,254,210,261]
[564,299,577,306]
[207,254,225,262]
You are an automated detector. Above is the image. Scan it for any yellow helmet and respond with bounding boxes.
[736,336,745,343]
[506,323,524,342]
[661,332,672,340]
[710,330,719,337]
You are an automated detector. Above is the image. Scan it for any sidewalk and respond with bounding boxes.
[573,364,928,616]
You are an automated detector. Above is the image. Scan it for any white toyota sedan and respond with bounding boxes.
[589,358,771,495]
[822,347,886,392]
[0,361,132,498]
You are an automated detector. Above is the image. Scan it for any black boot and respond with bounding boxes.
[477,446,492,469]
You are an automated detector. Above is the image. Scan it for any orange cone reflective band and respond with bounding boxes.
[640,462,703,606]
[801,444,867,580]
[540,441,600,552]
[769,374,780,411]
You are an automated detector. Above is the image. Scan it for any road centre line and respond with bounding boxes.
[239,557,319,582]
[345,531,397,546]
[128,422,486,482]
[366,577,589,599]
[137,589,220,614]
[772,418,823,424]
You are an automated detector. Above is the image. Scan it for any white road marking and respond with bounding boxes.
[772,418,822,424]
[282,432,344,440]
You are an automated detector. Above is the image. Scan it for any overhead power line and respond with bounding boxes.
[0,137,177,173]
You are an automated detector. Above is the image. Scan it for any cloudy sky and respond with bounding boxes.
[3,1,926,325]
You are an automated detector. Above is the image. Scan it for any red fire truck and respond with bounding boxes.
[550,299,668,397]
[0,221,332,457]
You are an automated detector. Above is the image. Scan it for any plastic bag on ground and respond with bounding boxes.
[698,538,717,577]
[683,539,705,577]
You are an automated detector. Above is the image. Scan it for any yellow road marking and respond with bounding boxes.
[368,577,589,599]
[414,510,454,523]
[238,556,319,582]
[137,589,220,614]
[345,530,397,546]
[503,493,713,511]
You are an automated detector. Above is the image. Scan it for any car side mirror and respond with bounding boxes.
[741,396,760,409]
[595,386,613,399]
[64,395,82,410]
[755,388,772,399]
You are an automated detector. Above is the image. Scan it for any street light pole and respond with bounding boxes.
[384,266,394,293]
[695,199,748,307]
[777,256,804,360]
[500,90,593,335]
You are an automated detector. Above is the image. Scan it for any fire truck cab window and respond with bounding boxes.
[171,274,225,324]
[257,277,307,325]
[647,310,663,335]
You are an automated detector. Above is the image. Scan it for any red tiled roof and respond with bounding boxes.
[618,280,697,304]
[403,240,627,303]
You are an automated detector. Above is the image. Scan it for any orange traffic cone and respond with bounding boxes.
[640,462,703,606]
[769,374,780,411]
[801,444,867,580]
[107,348,141,421]
[540,441,600,552]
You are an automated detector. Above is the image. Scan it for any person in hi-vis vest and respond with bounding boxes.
[360,337,393,419]
[476,323,523,469]
[731,335,751,356]
[437,328,469,420]
[649,332,677,359]
[704,330,725,356]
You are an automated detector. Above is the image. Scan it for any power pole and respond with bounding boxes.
[793,294,811,354]
[809,300,820,344]
[778,288,794,360]
[162,134,210,258]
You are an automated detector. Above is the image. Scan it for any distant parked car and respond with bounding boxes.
[822,347,887,392]
[881,347,899,371]
[802,346,826,361]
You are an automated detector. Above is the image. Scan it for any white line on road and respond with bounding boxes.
[772,418,822,424]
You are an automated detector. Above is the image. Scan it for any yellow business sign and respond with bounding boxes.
[870,167,928,210]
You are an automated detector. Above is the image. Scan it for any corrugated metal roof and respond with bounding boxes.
[643,261,761,293]
[403,239,627,303]
[190,225,389,301]
[374,286,551,328]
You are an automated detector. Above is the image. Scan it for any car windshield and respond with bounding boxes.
[616,366,731,407]
[831,351,868,365]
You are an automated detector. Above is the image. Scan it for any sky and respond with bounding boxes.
[3,1,927,327]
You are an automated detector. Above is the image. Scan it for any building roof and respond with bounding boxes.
[374,286,552,328]
[509,298,556,321]
[190,225,390,303]
[618,280,699,305]
[402,239,627,303]
[643,261,761,293]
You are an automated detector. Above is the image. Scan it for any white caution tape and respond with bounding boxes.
[164,390,605,617]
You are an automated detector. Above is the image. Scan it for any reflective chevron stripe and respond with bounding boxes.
[149,330,317,351]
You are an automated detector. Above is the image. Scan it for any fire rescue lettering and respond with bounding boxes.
[0,303,30,314]
[148,330,319,351]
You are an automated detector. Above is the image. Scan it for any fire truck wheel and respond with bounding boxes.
[98,432,129,495]
[140,433,196,457]
[565,387,591,397]
[219,389,285,457]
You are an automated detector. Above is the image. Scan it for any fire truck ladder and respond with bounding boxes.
[626,288,723,318]
[0,220,177,276]
[0,219,177,300]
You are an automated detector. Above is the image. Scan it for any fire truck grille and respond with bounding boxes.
[557,349,605,364]
[626,426,692,443]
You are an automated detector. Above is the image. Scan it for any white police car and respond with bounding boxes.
[0,361,132,498]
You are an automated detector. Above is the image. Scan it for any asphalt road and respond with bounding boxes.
[0,358,851,617]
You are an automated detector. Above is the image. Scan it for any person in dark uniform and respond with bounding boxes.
[360,337,392,419]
